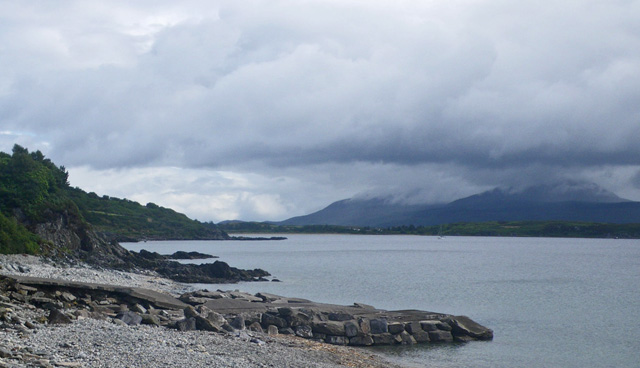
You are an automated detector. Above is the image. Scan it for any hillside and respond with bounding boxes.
[0,145,268,282]
[278,182,640,228]
[67,188,228,241]
[0,144,228,248]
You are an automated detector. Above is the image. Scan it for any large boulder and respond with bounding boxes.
[312,321,346,336]
[445,316,494,341]
[369,318,388,334]
[115,311,142,326]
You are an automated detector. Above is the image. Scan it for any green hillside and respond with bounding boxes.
[0,145,227,254]
[67,188,227,241]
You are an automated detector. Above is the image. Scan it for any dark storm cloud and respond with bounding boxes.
[1,1,639,219]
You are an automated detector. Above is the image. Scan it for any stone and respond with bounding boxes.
[372,333,396,345]
[405,321,422,334]
[25,321,37,329]
[132,304,147,314]
[344,321,359,337]
[267,325,279,335]
[195,316,224,332]
[175,317,197,331]
[454,335,475,342]
[230,315,245,330]
[348,335,374,346]
[428,330,454,342]
[358,318,371,335]
[279,327,295,335]
[286,311,313,328]
[420,320,439,331]
[261,313,287,329]
[369,318,388,334]
[436,321,452,331]
[398,331,417,345]
[388,322,405,334]
[141,314,161,326]
[325,336,348,345]
[444,316,494,340]
[115,311,142,326]
[183,306,199,319]
[277,307,294,316]
[248,322,263,333]
[48,309,71,325]
[312,321,345,336]
[0,347,12,358]
[61,292,77,302]
[113,318,128,327]
[295,325,313,338]
[412,330,430,343]
[328,312,353,321]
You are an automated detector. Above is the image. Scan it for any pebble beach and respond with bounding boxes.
[0,255,407,368]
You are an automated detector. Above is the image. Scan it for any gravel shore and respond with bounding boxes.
[0,255,409,368]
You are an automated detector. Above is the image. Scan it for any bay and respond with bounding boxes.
[123,235,640,368]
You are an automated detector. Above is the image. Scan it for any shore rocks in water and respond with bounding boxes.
[133,250,270,283]
[163,251,218,260]
[176,289,493,347]
[0,272,493,362]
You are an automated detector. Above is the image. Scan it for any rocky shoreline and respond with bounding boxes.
[0,255,492,367]
[0,255,407,368]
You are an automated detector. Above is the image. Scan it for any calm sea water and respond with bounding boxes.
[123,235,640,368]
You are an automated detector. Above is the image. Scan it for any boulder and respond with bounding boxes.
[369,318,388,334]
[428,330,453,342]
[295,325,313,338]
[312,321,346,336]
[411,330,430,343]
[279,327,295,335]
[267,325,279,335]
[48,309,72,325]
[344,321,359,337]
[175,317,197,331]
[398,331,417,345]
[229,315,245,330]
[388,322,405,334]
[372,333,396,345]
[436,321,452,331]
[358,318,371,335]
[328,312,353,321]
[404,321,422,334]
[141,314,161,326]
[325,336,348,345]
[348,335,374,346]
[420,320,439,331]
[445,316,494,341]
[115,311,142,326]
[261,313,287,329]
[248,322,263,333]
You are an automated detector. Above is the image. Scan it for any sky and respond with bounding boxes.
[1,0,639,222]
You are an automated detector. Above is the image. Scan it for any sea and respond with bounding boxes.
[122,235,640,368]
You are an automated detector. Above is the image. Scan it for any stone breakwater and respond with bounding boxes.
[178,290,493,346]
[0,255,492,367]
[0,256,404,368]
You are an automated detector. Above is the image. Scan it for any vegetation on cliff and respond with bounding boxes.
[0,145,268,283]
[0,145,228,256]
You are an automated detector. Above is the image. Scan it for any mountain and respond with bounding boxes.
[278,182,640,227]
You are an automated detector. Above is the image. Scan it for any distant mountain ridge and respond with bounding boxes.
[279,182,640,227]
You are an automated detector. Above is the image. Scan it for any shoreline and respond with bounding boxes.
[0,254,407,368]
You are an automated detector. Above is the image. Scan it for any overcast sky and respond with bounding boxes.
[2,0,639,222]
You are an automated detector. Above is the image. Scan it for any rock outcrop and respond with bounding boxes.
[28,210,270,283]
[2,274,493,349]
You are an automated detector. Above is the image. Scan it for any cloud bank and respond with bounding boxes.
[1,0,639,221]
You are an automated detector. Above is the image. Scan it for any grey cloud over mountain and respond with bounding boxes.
[1,0,639,221]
